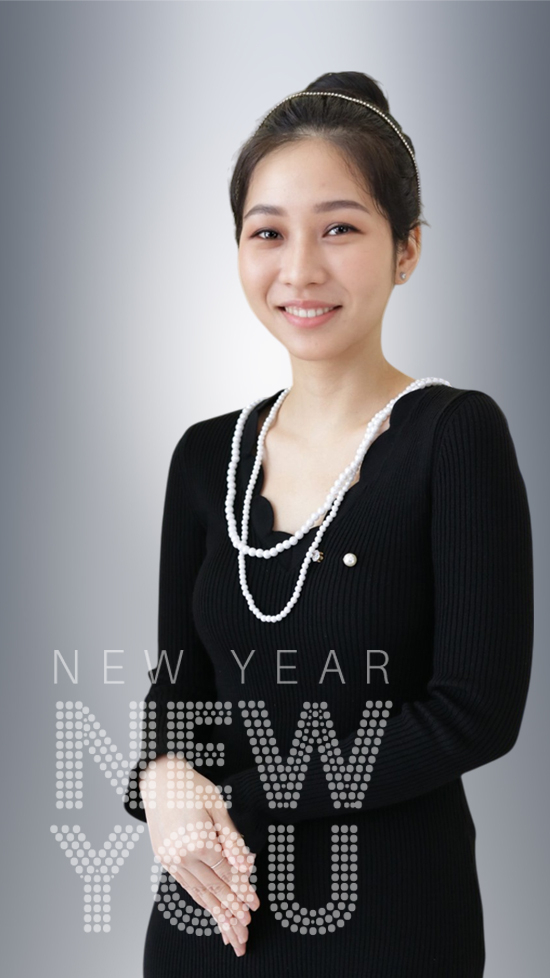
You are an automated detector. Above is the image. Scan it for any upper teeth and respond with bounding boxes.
[284,306,335,318]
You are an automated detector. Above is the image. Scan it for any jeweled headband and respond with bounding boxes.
[250,89,421,202]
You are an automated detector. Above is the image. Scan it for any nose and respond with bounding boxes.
[278,233,327,289]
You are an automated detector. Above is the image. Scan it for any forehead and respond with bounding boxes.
[246,138,370,204]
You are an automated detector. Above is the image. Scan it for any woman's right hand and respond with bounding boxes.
[140,753,260,957]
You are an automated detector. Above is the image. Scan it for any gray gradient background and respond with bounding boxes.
[1,1,548,975]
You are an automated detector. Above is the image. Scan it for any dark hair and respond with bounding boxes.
[229,71,427,267]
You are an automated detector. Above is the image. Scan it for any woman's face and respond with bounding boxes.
[238,137,415,362]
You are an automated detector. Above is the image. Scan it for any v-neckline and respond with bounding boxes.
[235,386,427,575]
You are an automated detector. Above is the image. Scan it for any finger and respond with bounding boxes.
[205,830,260,926]
[192,887,248,950]
[207,911,230,945]
[208,901,249,954]
[185,808,257,890]
[165,813,253,885]
[181,828,258,915]
[206,818,252,863]
[191,861,251,945]
[155,846,248,952]
[218,825,256,874]
[155,818,255,952]
[164,862,247,954]
[197,853,259,914]
[189,854,253,921]
[208,825,260,906]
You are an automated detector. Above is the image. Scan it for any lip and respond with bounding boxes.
[278,305,341,328]
[278,300,340,310]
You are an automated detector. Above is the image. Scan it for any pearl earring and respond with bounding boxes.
[400,272,407,280]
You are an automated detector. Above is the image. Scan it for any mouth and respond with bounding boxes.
[278,305,342,328]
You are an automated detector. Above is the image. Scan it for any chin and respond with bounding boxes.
[284,337,355,362]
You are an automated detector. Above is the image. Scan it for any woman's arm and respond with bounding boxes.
[217,392,535,855]
[123,427,219,822]
[123,428,259,955]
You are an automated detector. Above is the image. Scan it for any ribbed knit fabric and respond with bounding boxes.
[124,384,533,977]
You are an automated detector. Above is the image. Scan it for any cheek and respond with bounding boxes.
[338,248,387,293]
[335,252,370,293]
[239,252,264,291]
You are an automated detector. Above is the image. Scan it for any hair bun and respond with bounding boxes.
[305,71,390,114]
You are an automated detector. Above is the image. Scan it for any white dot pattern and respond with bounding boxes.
[268,824,358,933]
[49,822,145,932]
[166,699,231,767]
[56,700,139,810]
[126,701,234,813]
[228,699,392,809]
[123,700,161,811]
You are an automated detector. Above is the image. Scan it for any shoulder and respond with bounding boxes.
[410,383,509,432]
[161,403,249,520]
[393,383,514,460]
[170,389,283,462]
[171,403,244,466]
[166,393,278,494]
[431,386,513,446]
[428,386,522,482]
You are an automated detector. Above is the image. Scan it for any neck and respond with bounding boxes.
[281,352,415,441]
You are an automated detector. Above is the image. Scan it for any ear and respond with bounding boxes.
[395,226,422,284]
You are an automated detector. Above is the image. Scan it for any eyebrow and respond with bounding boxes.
[243,199,370,222]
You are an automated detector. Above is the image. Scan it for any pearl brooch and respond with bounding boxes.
[343,553,357,567]
[226,377,451,623]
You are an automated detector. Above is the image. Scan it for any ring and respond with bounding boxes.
[209,857,224,870]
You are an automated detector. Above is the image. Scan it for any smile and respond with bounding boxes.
[284,305,336,317]
[279,306,341,327]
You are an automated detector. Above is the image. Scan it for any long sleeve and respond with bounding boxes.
[123,426,218,821]
[217,392,534,854]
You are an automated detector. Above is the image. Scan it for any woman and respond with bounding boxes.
[124,71,534,976]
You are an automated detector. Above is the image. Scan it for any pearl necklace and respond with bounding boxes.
[225,377,451,623]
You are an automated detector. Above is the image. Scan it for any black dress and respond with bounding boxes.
[124,384,533,977]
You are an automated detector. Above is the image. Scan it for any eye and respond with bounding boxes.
[252,229,280,240]
[250,223,358,241]
[327,223,357,236]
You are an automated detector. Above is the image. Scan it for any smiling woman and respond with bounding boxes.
[123,71,534,978]
[236,136,419,370]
